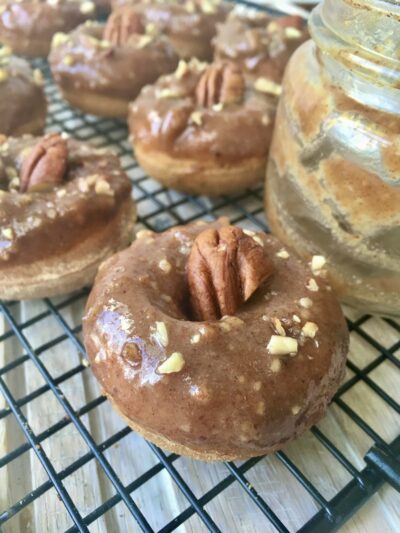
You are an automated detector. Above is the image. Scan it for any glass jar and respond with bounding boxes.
[265,0,400,317]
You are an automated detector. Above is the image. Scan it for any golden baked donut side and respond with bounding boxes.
[83,219,349,461]
[0,134,136,300]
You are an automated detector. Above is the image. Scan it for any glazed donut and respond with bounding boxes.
[49,10,179,118]
[213,9,308,81]
[0,133,135,300]
[128,59,278,196]
[83,218,349,461]
[0,0,97,58]
[0,47,47,136]
[111,0,231,61]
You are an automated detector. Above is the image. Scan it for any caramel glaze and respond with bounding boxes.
[0,136,131,268]
[0,55,46,135]
[213,12,308,82]
[0,0,95,55]
[112,0,231,60]
[49,22,179,101]
[83,219,349,458]
[129,62,276,163]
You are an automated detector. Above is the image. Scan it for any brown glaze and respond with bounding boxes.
[0,0,97,57]
[49,20,179,107]
[0,134,131,268]
[111,0,231,60]
[83,219,349,460]
[0,50,47,136]
[129,59,277,163]
[213,11,308,81]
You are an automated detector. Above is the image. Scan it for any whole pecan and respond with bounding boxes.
[195,61,245,108]
[20,133,68,193]
[187,225,274,321]
[103,8,144,46]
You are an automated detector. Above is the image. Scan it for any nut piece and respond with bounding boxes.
[158,352,185,374]
[302,321,318,338]
[254,77,282,96]
[20,133,67,193]
[103,7,144,46]
[187,225,274,320]
[195,61,245,108]
[267,335,298,355]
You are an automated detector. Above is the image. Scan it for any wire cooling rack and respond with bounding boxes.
[1,5,400,532]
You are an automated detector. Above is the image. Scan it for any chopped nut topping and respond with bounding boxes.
[292,314,301,323]
[285,27,302,39]
[270,358,281,372]
[302,321,319,338]
[271,317,285,336]
[175,59,188,79]
[299,297,313,308]
[95,179,113,196]
[252,235,264,247]
[267,335,298,355]
[276,248,289,259]
[145,22,158,36]
[154,321,169,347]
[311,255,326,274]
[52,32,69,47]
[201,0,218,14]
[156,88,181,99]
[158,258,172,273]
[307,278,319,292]
[33,69,44,86]
[262,114,271,126]
[291,405,301,415]
[136,229,153,239]
[0,69,8,83]
[136,35,153,49]
[158,352,185,374]
[80,0,95,14]
[63,55,74,66]
[56,189,66,198]
[253,381,262,391]
[254,77,282,96]
[5,166,17,178]
[190,111,203,126]
[212,102,224,112]
[2,227,13,240]
[256,401,265,415]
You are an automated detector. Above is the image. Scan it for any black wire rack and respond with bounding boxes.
[1,4,400,532]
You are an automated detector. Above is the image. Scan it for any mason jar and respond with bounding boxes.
[265,0,400,317]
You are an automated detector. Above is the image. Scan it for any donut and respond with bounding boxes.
[0,133,135,300]
[213,9,308,81]
[0,47,47,136]
[49,10,179,118]
[128,58,278,196]
[0,0,98,58]
[83,218,349,461]
[111,0,231,61]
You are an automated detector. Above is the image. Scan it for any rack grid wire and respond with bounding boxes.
[1,3,400,532]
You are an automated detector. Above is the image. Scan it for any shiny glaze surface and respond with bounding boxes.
[0,135,131,267]
[0,0,94,41]
[129,61,277,162]
[0,54,46,135]
[214,11,308,81]
[49,22,179,99]
[84,220,348,456]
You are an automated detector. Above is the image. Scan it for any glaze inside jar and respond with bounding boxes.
[266,0,400,317]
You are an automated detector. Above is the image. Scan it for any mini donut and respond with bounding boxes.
[0,47,47,136]
[0,133,135,300]
[213,9,308,81]
[111,0,231,61]
[83,218,349,461]
[128,59,278,196]
[0,0,98,58]
[49,10,179,118]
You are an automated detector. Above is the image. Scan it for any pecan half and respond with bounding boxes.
[187,226,274,320]
[20,133,68,193]
[195,62,245,108]
[103,8,144,46]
